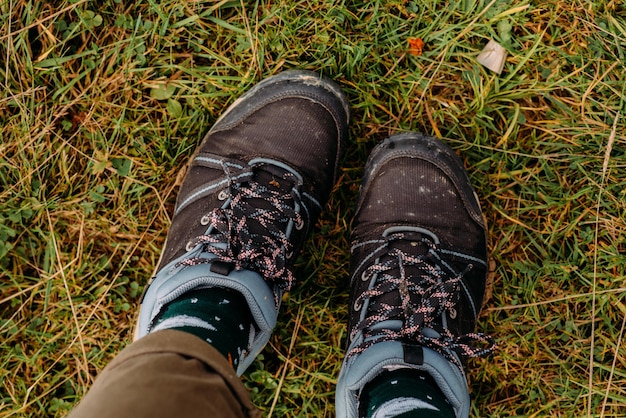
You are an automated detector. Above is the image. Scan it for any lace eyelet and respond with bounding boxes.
[449,307,457,319]
[361,271,369,281]
[218,190,229,201]
[353,299,363,311]
[200,214,211,225]
[185,241,195,251]
[286,251,294,259]
[295,220,304,230]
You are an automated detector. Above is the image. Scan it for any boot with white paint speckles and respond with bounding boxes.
[336,133,495,418]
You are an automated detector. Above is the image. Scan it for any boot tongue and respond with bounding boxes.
[239,165,297,237]
[381,229,437,272]
[368,229,447,335]
[387,234,430,257]
[208,163,299,279]
[251,165,296,193]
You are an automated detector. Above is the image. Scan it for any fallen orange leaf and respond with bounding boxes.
[408,37,424,56]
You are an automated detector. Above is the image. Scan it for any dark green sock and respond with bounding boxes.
[150,287,254,369]
[359,369,456,418]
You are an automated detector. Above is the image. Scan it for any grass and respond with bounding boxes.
[1,0,626,416]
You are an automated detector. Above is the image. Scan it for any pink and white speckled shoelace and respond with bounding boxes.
[177,166,305,305]
[348,233,496,368]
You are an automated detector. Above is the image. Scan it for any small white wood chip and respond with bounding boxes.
[477,40,508,75]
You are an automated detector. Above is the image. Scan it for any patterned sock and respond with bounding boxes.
[149,287,254,369]
[359,368,456,418]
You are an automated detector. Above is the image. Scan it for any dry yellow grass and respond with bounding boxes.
[1,0,626,416]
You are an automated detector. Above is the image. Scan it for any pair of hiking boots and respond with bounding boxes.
[135,71,494,418]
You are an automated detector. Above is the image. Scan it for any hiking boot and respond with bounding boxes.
[135,70,350,374]
[336,133,495,418]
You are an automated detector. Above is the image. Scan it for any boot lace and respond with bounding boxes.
[348,233,495,368]
[177,163,306,303]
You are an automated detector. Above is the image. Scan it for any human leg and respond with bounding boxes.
[68,330,259,418]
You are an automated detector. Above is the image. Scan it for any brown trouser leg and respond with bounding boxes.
[69,330,261,418]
